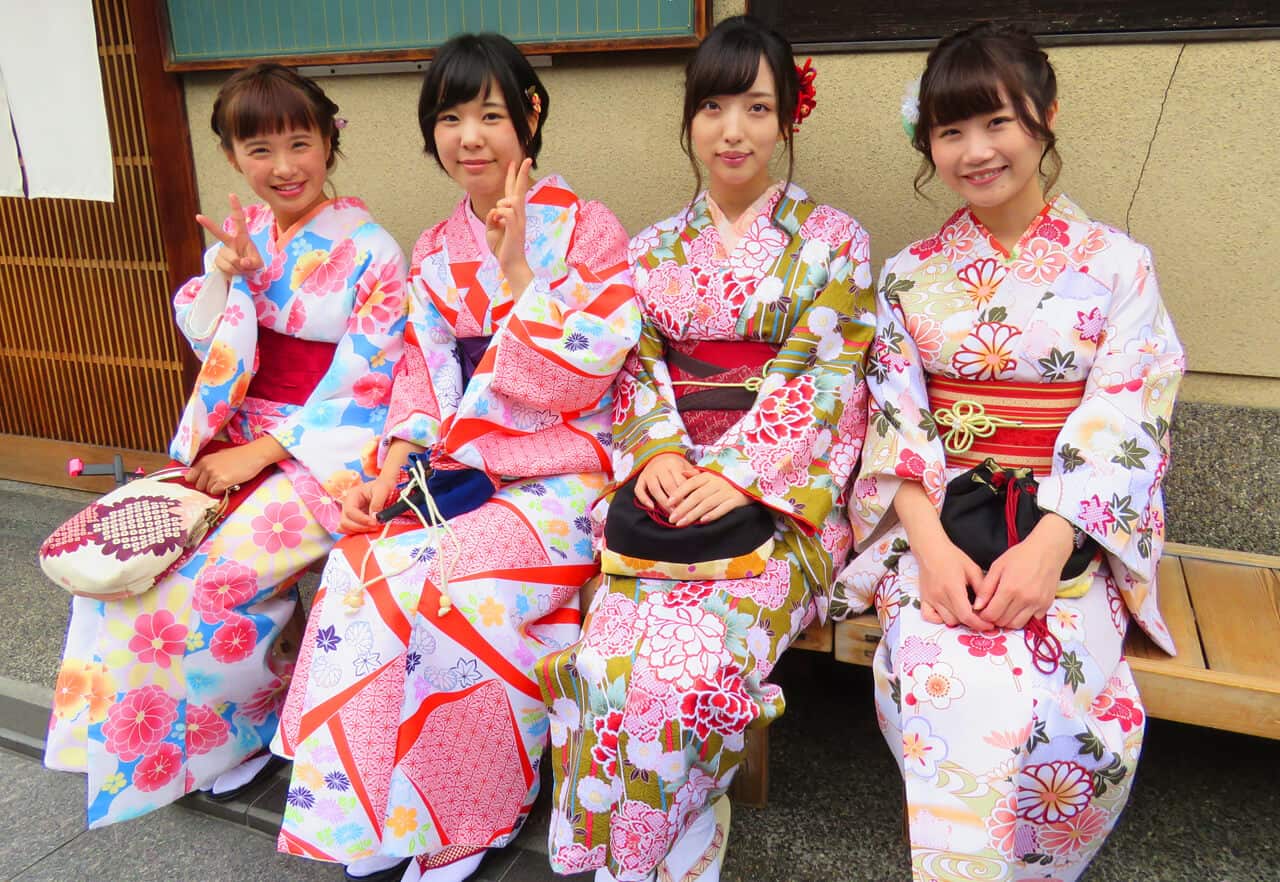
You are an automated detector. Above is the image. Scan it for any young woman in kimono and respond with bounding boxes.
[538,16,877,882]
[44,63,407,827]
[272,34,640,882]
[834,23,1185,882]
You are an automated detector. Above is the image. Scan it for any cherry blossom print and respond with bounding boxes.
[250,500,309,553]
[1074,307,1107,343]
[956,632,1009,658]
[133,742,183,792]
[609,800,673,876]
[586,592,640,657]
[352,372,392,408]
[102,685,178,761]
[679,665,758,740]
[1032,217,1071,246]
[937,216,978,261]
[955,257,1008,308]
[184,704,231,755]
[173,276,203,307]
[895,449,927,480]
[351,261,406,334]
[294,238,358,297]
[1017,761,1094,823]
[1014,239,1068,285]
[209,614,257,664]
[743,376,817,446]
[1039,805,1108,857]
[799,205,854,250]
[902,715,948,779]
[906,662,966,710]
[1071,226,1110,263]
[127,611,188,669]
[951,321,1021,381]
[192,560,258,624]
[1078,495,1116,534]
[637,603,730,690]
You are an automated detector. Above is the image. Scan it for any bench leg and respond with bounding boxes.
[728,726,769,808]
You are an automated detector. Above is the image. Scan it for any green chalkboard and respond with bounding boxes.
[163,0,707,70]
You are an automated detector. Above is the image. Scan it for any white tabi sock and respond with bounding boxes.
[209,753,272,796]
[414,850,484,882]
[345,856,410,878]
[661,802,718,882]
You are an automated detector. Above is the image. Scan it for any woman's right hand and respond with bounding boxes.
[339,477,398,534]
[913,533,992,631]
[633,453,694,511]
[196,193,264,277]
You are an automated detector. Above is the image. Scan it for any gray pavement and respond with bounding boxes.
[2,477,1278,881]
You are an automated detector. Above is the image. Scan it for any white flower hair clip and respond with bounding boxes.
[900,77,921,142]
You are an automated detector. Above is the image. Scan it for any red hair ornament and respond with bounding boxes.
[793,58,817,131]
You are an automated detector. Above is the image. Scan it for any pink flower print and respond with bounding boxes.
[1074,307,1107,343]
[209,614,257,664]
[240,675,289,724]
[586,592,640,657]
[127,611,188,669]
[609,800,673,876]
[904,312,946,365]
[986,791,1020,858]
[248,256,286,297]
[174,276,203,307]
[642,260,698,332]
[735,221,787,276]
[133,742,183,792]
[951,321,1021,381]
[906,661,966,710]
[955,257,1008,308]
[1017,761,1094,823]
[184,704,230,755]
[897,634,941,672]
[297,238,357,297]
[661,580,717,608]
[743,375,817,446]
[1071,226,1109,263]
[679,665,758,740]
[590,708,624,777]
[685,227,721,266]
[242,202,271,235]
[1092,693,1145,732]
[937,217,977,261]
[956,632,1009,658]
[255,296,280,326]
[621,665,680,743]
[901,715,948,779]
[352,261,406,335]
[102,685,178,761]
[285,298,308,335]
[638,603,729,690]
[722,557,790,609]
[1032,217,1071,246]
[206,400,233,430]
[1014,239,1068,285]
[193,560,258,624]
[872,337,909,374]
[854,476,878,500]
[1040,804,1108,857]
[352,372,392,408]
[552,844,607,874]
[799,205,853,250]
[669,766,717,832]
[1078,495,1116,534]
[251,500,309,553]
[908,234,942,260]
[894,449,927,480]
[222,303,245,327]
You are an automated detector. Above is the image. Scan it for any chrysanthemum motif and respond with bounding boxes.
[951,322,1021,381]
[1017,760,1094,823]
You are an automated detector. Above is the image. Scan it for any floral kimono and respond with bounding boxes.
[834,195,1184,882]
[45,197,406,828]
[273,175,640,869]
[537,184,876,880]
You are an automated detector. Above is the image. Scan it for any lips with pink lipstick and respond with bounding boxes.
[963,165,1007,186]
[272,180,307,199]
[460,158,493,173]
[718,151,751,168]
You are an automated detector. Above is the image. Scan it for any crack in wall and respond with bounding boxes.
[1126,44,1186,235]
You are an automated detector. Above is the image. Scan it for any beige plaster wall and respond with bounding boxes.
[183,33,1280,408]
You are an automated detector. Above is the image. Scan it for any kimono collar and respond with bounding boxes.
[265,196,373,253]
[962,192,1089,259]
[705,182,784,253]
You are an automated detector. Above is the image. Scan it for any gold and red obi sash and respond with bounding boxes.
[246,325,338,406]
[927,376,1086,474]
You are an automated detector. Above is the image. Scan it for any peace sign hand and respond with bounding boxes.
[196,193,264,277]
[485,158,534,295]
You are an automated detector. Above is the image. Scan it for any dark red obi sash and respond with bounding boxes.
[927,376,1086,475]
[246,325,338,406]
[667,340,780,445]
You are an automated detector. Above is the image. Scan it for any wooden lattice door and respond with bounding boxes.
[0,0,201,491]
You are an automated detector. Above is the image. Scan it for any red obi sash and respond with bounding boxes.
[667,340,780,446]
[246,325,338,406]
[927,376,1086,475]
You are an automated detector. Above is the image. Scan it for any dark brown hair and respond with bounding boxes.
[418,33,549,170]
[210,63,342,169]
[912,22,1060,193]
[681,15,799,202]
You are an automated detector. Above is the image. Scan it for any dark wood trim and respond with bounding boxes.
[126,0,202,388]
[0,434,172,494]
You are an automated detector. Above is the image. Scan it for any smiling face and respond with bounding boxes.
[433,79,531,213]
[689,56,781,204]
[928,91,1057,214]
[227,127,330,230]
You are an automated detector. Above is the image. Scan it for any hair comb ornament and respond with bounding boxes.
[525,84,542,116]
[793,58,817,131]
[333,116,348,130]
[900,77,921,141]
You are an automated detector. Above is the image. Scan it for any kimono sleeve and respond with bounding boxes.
[1036,246,1185,581]
[382,260,463,453]
[267,228,408,482]
[610,318,695,483]
[172,241,232,359]
[699,233,877,534]
[489,200,641,413]
[847,256,951,545]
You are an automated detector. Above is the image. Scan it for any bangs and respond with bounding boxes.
[220,75,320,142]
[427,46,504,114]
[686,34,764,105]
[920,43,1016,129]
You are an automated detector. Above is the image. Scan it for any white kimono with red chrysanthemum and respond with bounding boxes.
[834,195,1184,882]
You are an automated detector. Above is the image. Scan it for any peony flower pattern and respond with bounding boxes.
[192,560,258,624]
[128,610,188,669]
[679,665,758,740]
[133,742,183,792]
[102,685,177,761]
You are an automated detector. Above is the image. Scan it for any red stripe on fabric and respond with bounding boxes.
[296,656,401,743]
[417,591,543,704]
[531,608,581,628]
[277,827,336,860]
[504,318,608,379]
[530,185,578,208]
[329,716,385,837]
[452,563,598,586]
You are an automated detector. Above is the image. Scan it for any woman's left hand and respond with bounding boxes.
[184,436,286,495]
[974,514,1076,629]
[485,158,535,295]
[665,470,753,527]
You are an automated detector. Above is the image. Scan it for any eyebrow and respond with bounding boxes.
[743,90,775,99]
[482,99,506,108]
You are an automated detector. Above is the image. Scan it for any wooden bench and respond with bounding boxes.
[731,542,1280,807]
